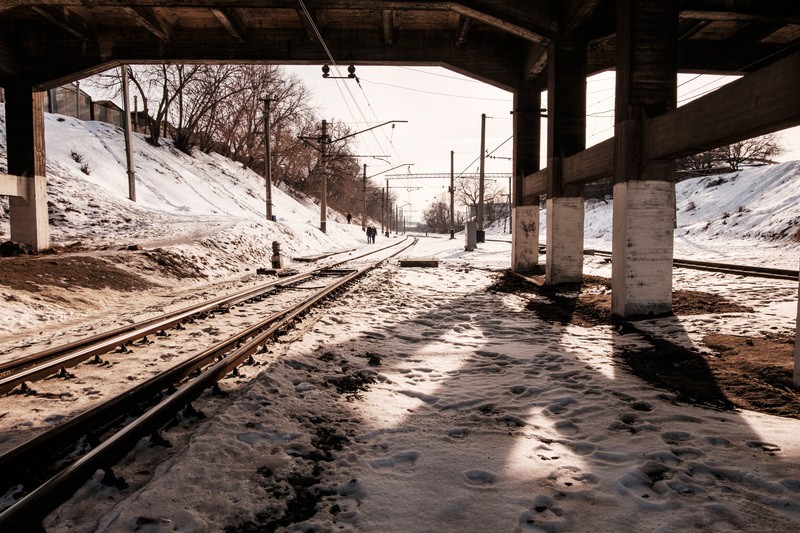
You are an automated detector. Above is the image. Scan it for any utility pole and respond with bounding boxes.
[319,119,329,233]
[508,175,512,234]
[121,66,136,202]
[450,150,455,239]
[263,98,273,221]
[75,81,80,119]
[133,95,138,133]
[477,112,486,242]
[385,180,389,236]
[395,205,399,235]
[381,188,386,235]
[362,163,367,232]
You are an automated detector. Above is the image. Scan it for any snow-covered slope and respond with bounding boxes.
[0,107,368,277]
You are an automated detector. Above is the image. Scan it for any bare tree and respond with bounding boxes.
[678,134,784,172]
[455,177,507,224]
[423,196,452,233]
[716,134,784,170]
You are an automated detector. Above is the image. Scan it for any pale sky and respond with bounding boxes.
[286,64,800,223]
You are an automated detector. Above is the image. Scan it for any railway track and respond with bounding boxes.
[583,249,799,281]
[0,237,416,530]
[521,244,797,281]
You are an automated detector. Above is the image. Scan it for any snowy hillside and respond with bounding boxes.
[0,107,368,279]
[579,164,799,269]
[1,106,798,274]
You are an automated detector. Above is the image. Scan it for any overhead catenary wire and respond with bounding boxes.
[296,0,394,161]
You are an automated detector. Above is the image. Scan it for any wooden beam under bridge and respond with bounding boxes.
[521,48,800,201]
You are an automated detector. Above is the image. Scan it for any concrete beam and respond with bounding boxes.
[645,49,800,160]
[211,8,248,42]
[122,6,172,42]
[25,28,526,91]
[0,173,30,201]
[31,6,96,42]
[522,46,800,196]
[383,10,396,46]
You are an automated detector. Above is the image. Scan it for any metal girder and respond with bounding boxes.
[211,8,248,42]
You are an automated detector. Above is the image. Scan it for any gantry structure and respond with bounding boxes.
[1,1,799,318]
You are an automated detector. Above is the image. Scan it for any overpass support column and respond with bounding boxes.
[511,83,541,271]
[612,0,678,316]
[545,36,586,285]
[5,83,50,251]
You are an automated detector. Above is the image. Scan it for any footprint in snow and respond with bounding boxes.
[370,450,420,468]
[661,431,693,445]
[463,469,498,485]
[746,440,781,453]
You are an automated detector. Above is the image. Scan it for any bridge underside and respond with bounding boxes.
[1,1,799,329]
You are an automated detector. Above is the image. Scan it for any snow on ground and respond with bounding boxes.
[0,108,798,531]
[0,107,370,342]
[44,237,800,533]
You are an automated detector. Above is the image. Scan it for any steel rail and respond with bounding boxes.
[584,249,799,281]
[0,238,409,394]
[0,237,416,530]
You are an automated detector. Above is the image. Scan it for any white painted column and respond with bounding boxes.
[511,205,540,271]
[611,180,674,316]
[794,259,799,387]
[545,197,584,284]
[9,175,50,251]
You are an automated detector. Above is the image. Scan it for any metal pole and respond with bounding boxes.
[362,163,367,231]
[264,98,273,221]
[133,95,138,133]
[319,119,328,233]
[450,150,455,239]
[395,205,399,235]
[477,113,486,241]
[508,175,512,233]
[121,66,136,202]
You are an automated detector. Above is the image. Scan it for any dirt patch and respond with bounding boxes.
[141,249,207,280]
[701,334,799,417]
[490,270,799,419]
[490,272,752,327]
[0,255,157,293]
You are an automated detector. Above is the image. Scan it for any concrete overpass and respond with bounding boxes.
[1,1,799,317]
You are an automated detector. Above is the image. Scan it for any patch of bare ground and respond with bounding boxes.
[490,270,800,419]
[0,255,157,293]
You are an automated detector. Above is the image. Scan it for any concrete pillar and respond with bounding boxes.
[511,84,542,270]
[611,181,673,315]
[794,259,799,387]
[546,197,584,284]
[5,83,50,251]
[611,0,678,316]
[511,205,539,271]
[545,35,587,285]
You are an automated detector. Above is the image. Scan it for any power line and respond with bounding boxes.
[359,78,512,102]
